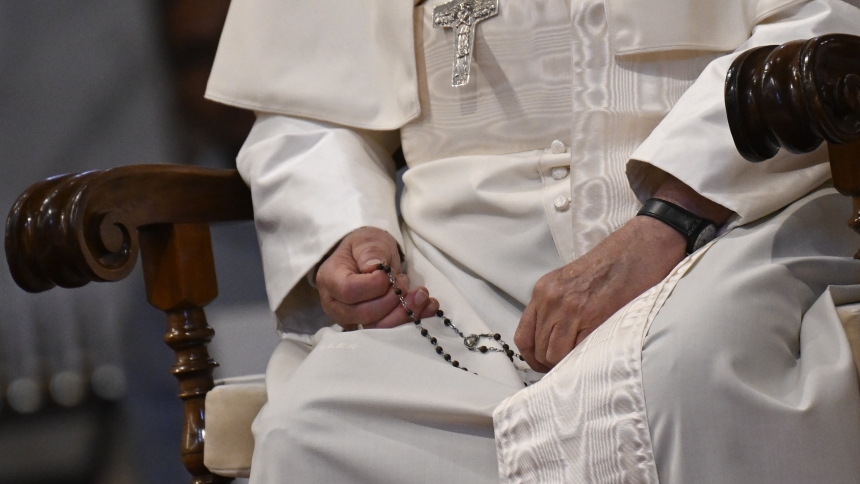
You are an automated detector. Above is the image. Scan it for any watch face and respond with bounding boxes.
[693,224,717,251]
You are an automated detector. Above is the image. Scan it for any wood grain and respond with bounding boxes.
[5,164,251,482]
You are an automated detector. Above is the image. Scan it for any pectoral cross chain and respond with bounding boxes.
[433,0,499,87]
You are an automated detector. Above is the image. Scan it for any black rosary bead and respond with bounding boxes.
[384,263,525,380]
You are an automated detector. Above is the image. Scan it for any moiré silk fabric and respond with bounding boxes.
[403,0,717,258]
[494,189,860,483]
[606,0,805,54]
[217,0,860,482]
[206,0,801,130]
[224,0,860,318]
[494,241,709,483]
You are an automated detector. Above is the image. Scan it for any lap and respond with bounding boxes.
[643,188,860,483]
[251,189,860,483]
[249,326,521,484]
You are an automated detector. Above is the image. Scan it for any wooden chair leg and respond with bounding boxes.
[5,166,254,482]
[139,223,233,484]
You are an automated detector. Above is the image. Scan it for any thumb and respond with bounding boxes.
[353,240,400,275]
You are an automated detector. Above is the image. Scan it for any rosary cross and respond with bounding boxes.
[433,0,499,87]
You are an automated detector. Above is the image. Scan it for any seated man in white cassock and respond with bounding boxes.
[205,0,860,482]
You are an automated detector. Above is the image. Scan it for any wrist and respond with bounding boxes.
[627,215,687,258]
[653,175,733,227]
[637,198,717,254]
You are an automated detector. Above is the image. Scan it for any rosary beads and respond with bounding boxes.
[378,263,525,374]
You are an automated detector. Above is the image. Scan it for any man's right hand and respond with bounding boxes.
[316,226,439,329]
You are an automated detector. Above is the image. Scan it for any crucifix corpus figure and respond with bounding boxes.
[433,0,499,87]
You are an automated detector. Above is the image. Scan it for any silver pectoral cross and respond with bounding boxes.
[433,0,499,87]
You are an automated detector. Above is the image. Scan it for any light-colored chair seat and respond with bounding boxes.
[204,375,267,479]
[204,336,314,478]
[837,302,860,382]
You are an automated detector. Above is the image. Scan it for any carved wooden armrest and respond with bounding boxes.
[5,164,253,484]
[725,34,860,250]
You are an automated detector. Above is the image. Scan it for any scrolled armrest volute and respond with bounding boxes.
[5,164,253,293]
[725,33,860,162]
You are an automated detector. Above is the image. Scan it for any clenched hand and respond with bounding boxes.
[316,226,439,329]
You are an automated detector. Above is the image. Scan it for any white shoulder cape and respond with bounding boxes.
[206,0,804,130]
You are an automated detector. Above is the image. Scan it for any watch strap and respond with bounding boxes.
[637,198,715,254]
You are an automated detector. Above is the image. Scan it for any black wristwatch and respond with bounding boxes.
[637,198,716,255]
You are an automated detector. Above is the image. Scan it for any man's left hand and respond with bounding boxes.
[514,216,687,372]
[515,175,733,372]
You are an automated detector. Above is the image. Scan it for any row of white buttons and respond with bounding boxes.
[552,166,569,180]
[549,140,570,211]
[554,195,570,212]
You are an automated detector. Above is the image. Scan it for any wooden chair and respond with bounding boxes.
[5,166,252,483]
[4,34,859,483]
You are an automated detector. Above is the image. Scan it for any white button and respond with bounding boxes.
[551,167,569,180]
[550,140,566,154]
[554,196,571,212]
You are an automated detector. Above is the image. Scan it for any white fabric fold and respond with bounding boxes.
[493,241,711,484]
[206,0,421,130]
[627,0,860,225]
[235,114,402,330]
[606,0,805,54]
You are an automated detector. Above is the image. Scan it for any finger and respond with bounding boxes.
[515,303,549,373]
[331,267,409,306]
[544,321,578,368]
[359,259,387,274]
[321,269,390,305]
[336,274,410,329]
[408,286,433,320]
[368,287,431,329]
[364,296,437,329]
[351,236,401,275]
[329,289,402,327]
[534,310,577,369]
[419,298,440,319]
[317,246,389,302]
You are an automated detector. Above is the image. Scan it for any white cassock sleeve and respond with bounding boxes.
[236,114,402,330]
[627,0,860,226]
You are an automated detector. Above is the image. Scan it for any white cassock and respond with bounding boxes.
[206,0,860,482]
